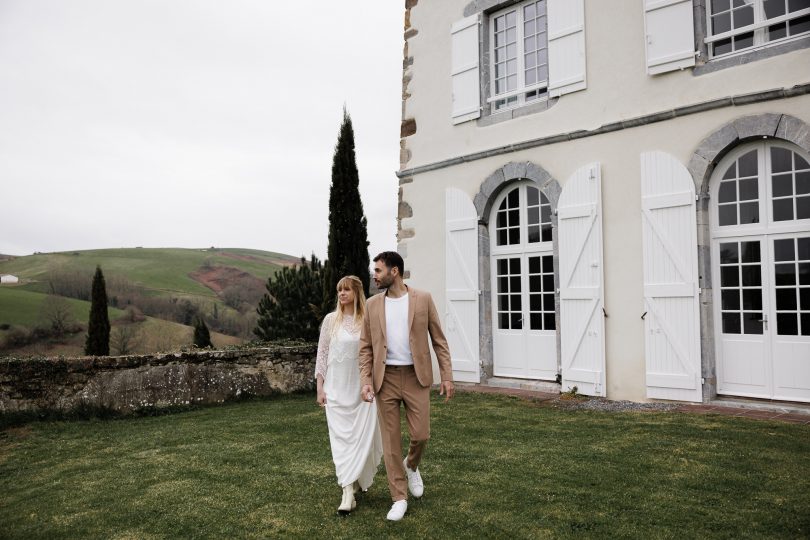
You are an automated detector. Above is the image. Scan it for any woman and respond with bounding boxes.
[315,275,382,514]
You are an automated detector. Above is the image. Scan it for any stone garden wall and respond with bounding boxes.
[0,344,316,417]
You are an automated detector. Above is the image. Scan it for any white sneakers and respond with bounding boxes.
[386,500,408,521]
[403,458,424,498]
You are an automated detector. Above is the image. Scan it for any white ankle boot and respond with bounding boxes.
[337,485,356,514]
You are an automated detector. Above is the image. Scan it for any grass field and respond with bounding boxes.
[0,287,240,356]
[1,392,808,538]
[0,247,297,298]
[0,287,126,327]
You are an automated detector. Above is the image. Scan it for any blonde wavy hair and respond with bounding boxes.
[330,275,366,336]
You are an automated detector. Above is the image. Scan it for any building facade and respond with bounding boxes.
[397,0,810,402]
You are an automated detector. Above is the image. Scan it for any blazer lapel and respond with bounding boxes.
[408,287,416,330]
[377,294,387,342]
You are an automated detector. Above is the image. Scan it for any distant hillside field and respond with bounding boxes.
[0,247,299,298]
[0,287,126,327]
[0,247,302,354]
[0,284,243,357]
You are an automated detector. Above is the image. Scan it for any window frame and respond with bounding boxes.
[487,0,550,112]
[704,0,810,59]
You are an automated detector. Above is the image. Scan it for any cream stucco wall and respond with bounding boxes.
[399,0,810,401]
[404,0,810,170]
[402,98,810,401]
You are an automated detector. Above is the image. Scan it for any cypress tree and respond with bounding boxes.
[255,255,324,342]
[85,265,110,356]
[193,316,212,348]
[323,108,371,311]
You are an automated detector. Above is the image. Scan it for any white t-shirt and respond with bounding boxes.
[385,293,413,366]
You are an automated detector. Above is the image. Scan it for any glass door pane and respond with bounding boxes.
[496,257,522,329]
[719,240,764,334]
[773,236,810,335]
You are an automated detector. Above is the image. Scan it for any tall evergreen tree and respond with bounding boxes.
[85,265,110,356]
[323,108,371,310]
[254,255,324,342]
[193,316,212,348]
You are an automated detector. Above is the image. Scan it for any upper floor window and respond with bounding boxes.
[707,0,810,58]
[489,1,549,111]
[450,0,586,124]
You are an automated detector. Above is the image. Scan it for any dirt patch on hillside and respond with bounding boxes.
[189,266,263,295]
[221,252,299,267]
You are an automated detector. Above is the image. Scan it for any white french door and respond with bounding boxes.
[712,142,810,402]
[490,181,557,380]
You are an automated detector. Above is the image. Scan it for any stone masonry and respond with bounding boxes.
[0,344,316,417]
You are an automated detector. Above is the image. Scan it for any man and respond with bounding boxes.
[359,251,454,521]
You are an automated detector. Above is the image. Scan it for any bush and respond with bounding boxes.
[2,326,34,349]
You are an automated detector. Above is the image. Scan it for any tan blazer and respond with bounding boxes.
[359,286,453,392]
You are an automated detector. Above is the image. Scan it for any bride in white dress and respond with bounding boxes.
[315,275,383,514]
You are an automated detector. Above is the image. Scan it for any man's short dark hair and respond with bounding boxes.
[373,251,404,276]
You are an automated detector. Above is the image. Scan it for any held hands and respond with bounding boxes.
[439,380,455,403]
[361,384,375,403]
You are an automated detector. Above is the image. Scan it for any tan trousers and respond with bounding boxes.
[376,365,430,501]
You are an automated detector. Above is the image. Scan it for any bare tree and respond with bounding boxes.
[110,325,142,355]
[40,295,76,338]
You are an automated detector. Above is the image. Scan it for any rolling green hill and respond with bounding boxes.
[0,247,301,355]
[0,247,299,298]
[0,287,241,357]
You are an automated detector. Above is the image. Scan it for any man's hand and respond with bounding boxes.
[439,380,455,403]
[361,384,375,403]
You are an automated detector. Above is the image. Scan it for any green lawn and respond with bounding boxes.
[1,392,808,539]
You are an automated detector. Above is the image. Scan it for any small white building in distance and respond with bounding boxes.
[0,275,19,284]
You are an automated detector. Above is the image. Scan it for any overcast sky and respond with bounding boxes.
[0,0,403,260]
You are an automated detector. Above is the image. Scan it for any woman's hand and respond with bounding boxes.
[316,375,327,407]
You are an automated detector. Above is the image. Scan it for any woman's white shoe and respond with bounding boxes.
[337,485,356,515]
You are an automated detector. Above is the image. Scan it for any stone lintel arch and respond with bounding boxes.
[689,113,810,402]
[473,161,563,381]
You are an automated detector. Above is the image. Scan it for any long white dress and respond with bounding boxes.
[315,312,383,489]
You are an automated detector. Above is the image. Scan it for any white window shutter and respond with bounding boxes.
[558,163,605,396]
[640,151,702,402]
[644,0,696,75]
[547,0,586,97]
[451,14,481,124]
[445,188,480,383]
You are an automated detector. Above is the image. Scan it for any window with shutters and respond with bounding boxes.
[489,0,549,111]
[451,0,585,124]
[706,0,810,58]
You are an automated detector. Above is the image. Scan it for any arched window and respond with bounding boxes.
[710,140,810,402]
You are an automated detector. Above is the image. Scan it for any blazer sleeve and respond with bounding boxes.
[427,293,453,383]
[359,308,374,388]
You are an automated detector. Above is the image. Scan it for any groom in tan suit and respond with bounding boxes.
[359,251,454,521]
